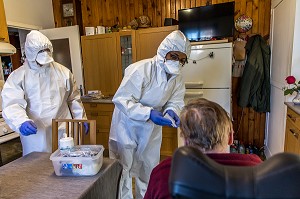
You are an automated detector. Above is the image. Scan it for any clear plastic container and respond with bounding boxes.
[50,145,104,176]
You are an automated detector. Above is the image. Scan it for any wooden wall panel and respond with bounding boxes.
[52,0,271,41]
[52,0,271,148]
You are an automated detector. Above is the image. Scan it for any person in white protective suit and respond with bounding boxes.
[1,30,88,156]
[109,30,191,199]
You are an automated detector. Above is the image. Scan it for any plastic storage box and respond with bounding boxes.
[50,145,104,176]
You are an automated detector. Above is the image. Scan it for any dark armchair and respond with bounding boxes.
[169,146,300,199]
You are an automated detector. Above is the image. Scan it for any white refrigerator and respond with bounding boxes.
[178,42,233,146]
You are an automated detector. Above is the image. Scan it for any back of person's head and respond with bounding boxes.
[25,30,54,65]
[180,98,233,153]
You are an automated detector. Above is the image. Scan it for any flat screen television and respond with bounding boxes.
[178,2,235,42]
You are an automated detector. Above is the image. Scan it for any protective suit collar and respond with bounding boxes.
[155,30,191,75]
[27,60,51,73]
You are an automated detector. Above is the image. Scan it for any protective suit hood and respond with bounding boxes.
[25,30,54,64]
[156,30,191,74]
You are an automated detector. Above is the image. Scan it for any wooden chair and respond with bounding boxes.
[52,119,96,152]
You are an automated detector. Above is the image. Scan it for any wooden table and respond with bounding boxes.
[0,152,122,199]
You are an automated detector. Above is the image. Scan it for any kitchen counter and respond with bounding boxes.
[81,96,113,104]
[0,152,122,199]
[285,102,300,115]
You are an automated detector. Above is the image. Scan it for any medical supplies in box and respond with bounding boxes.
[50,145,104,176]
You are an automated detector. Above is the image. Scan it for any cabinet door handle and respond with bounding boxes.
[287,114,297,122]
[90,104,97,107]
[290,129,299,139]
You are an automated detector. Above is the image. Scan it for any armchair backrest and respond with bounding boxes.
[169,146,300,199]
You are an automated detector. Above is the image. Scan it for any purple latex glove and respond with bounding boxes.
[83,122,89,134]
[19,121,37,136]
[150,110,172,126]
[166,110,180,127]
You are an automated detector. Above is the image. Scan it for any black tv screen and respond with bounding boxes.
[178,2,234,42]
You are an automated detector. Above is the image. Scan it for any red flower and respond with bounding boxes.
[286,76,296,84]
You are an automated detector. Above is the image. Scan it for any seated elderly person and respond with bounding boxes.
[144,98,262,199]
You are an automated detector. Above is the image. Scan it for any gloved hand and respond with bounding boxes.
[150,110,172,126]
[83,122,89,135]
[166,110,180,127]
[19,121,37,136]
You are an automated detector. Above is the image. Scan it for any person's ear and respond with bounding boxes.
[228,131,234,145]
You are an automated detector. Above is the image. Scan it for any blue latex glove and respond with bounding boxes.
[19,121,37,136]
[150,110,172,126]
[166,110,180,127]
[83,122,89,135]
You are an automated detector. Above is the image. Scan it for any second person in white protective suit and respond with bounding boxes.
[1,30,88,156]
[109,30,191,199]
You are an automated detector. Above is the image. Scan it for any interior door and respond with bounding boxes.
[39,25,84,93]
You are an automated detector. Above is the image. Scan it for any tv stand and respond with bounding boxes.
[191,39,229,45]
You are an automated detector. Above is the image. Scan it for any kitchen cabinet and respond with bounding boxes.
[284,106,300,154]
[161,126,178,157]
[0,0,9,42]
[119,30,136,77]
[81,32,122,96]
[135,26,177,61]
[83,102,114,156]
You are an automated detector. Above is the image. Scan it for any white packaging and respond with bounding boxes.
[85,27,95,36]
[59,133,74,150]
[50,145,104,176]
[96,26,105,34]
[87,90,100,94]
[164,113,177,128]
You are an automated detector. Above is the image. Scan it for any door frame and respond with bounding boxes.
[40,25,84,93]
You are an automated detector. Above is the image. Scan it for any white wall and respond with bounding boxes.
[291,1,300,78]
[3,0,55,30]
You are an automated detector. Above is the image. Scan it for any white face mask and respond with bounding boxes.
[36,51,54,65]
[164,59,181,75]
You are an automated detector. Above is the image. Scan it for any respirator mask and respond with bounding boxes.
[164,59,181,75]
[35,50,54,66]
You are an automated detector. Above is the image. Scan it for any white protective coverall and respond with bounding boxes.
[109,30,191,199]
[1,30,86,156]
